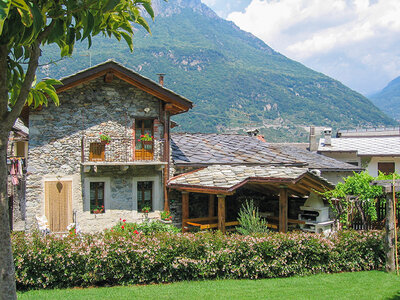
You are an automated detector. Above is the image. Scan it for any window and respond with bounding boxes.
[135,119,154,160]
[14,141,27,157]
[378,162,395,175]
[346,161,359,167]
[137,181,152,212]
[89,143,105,161]
[90,182,105,214]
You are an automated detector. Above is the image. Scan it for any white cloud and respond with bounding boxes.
[227,0,400,94]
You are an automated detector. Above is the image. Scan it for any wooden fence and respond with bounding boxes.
[350,198,400,230]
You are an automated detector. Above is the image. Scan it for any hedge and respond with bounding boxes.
[12,230,385,290]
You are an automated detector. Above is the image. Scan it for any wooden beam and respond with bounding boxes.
[209,194,215,218]
[217,194,226,234]
[279,187,288,233]
[182,192,189,233]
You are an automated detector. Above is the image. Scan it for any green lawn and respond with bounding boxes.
[18,271,400,300]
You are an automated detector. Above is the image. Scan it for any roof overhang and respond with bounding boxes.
[55,60,193,116]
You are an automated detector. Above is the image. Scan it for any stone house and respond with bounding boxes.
[312,127,400,176]
[25,60,192,233]
[7,118,29,231]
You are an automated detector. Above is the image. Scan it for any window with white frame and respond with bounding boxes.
[85,177,110,214]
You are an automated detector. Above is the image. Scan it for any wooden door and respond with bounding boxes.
[45,181,72,232]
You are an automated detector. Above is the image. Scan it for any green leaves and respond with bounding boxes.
[0,0,11,34]
[27,78,62,108]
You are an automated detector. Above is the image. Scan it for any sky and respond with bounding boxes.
[201,0,400,96]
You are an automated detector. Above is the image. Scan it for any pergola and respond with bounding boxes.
[168,164,333,233]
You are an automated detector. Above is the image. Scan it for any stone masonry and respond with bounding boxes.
[26,76,166,232]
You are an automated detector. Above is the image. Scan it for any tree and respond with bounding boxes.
[322,171,400,229]
[0,1,154,298]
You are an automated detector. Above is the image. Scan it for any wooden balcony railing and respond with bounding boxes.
[81,137,165,163]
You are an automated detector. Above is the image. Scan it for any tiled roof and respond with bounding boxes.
[169,164,307,188]
[270,144,362,171]
[171,133,304,166]
[318,137,400,156]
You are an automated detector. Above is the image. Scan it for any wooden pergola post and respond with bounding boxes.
[217,194,226,234]
[208,194,215,218]
[385,190,396,273]
[181,191,189,233]
[371,179,399,273]
[279,187,288,233]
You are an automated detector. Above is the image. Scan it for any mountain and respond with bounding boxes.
[369,76,400,120]
[38,0,396,142]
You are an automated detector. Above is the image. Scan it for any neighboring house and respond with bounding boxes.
[315,127,400,177]
[7,118,29,231]
[167,133,359,233]
[25,60,192,233]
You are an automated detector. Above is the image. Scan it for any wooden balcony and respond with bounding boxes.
[81,137,166,165]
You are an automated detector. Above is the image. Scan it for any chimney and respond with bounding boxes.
[309,126,318,151]
[157,73,165,86]
[324,128,332,146]
[246,128,259,137]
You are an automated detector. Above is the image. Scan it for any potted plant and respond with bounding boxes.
[99,132,111,145]
[91,205,105,214]
[138,133,153,144]
[141,205,151,214]
[160,210,173,223]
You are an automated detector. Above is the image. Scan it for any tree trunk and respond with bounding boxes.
[0,132,17,300]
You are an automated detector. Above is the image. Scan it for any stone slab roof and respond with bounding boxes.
[12,118,28,137]
[169,165,307,188]
[270,144,362,171]
[172,133,361,171]
[171,133,305,166]
[318,137,400,156]
[168,164,333,194]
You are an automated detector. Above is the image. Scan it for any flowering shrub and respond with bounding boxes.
[160,211,172,221]
[107,219,179,235]
[66,223,80,236]
[12,230,389,291]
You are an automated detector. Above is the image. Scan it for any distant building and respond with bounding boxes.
[313,127,400,176]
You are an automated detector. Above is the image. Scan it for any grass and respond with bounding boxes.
[18,271,400,300]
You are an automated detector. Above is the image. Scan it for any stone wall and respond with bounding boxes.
[26,76,166,232]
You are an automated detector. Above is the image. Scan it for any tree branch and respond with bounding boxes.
[5,23,56,126]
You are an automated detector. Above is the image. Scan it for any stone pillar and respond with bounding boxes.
[181,191,189,233]
[217,194,226,234]
[279,187,288,233]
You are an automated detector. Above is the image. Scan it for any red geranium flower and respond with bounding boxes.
[121,225,125,229]
[123,219,126,222]
[134,230,139,234]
